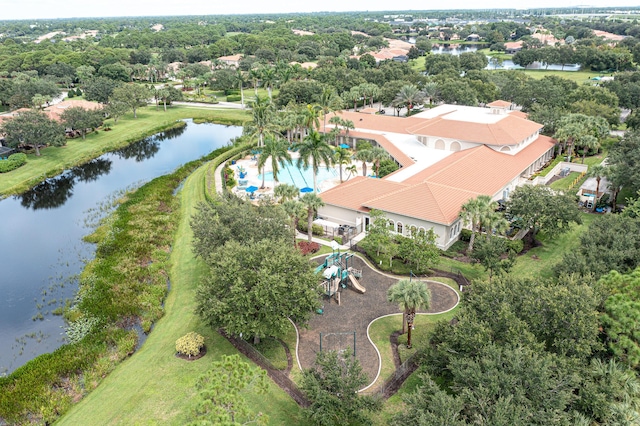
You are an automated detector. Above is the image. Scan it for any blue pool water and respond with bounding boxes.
[259,163,338,191]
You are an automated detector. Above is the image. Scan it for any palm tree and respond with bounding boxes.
[422,81,438,105]
[249,66,261,96]
[300,193,325,242]
[354,148,374,177]
[257,135,292,188]
[295,131,334,193]
[334,147,351,183]
[282,199,305,247]
[235,69,247,109]
[303,104,322,133]
[346,86,363,112]
[394,84,425,116]
[587,163,609,210]
[459,195,497,252]
[482,211,510,240]
[247,96,276,147]
[345,164,357,180]
[274,183,299,203]
[260,66,277,100]
[369,147,390,177]
[387,279,431,349]
[316,87,342,131]
[342,119,354,141]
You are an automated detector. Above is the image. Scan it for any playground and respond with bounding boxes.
[296,253,459,387]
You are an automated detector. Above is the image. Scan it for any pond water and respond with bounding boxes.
[419,42,581,71]
[0,121,241,374]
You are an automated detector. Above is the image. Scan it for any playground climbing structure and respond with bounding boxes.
[315,251,365,305]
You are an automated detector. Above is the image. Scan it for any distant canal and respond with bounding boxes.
[0,120,241,374]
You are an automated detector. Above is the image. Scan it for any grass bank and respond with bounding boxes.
[58,155,302,424]
[0,105,250,197]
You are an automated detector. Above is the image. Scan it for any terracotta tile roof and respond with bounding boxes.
[406,114,542,146]
[404,135,556,196]
[509,110,528,119]
[319,176,408,211]
[504,41,523,50]
[217,54,243,62]
[364,182,480,225]
[44,99,102,122]
[487,100,512,108]
[326,111,422,135]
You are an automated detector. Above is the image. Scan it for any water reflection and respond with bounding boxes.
[17,158,113,210]
[113,125,187,162]
[72,158,113,183]
[18,174,76,210]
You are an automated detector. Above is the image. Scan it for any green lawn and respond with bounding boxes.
[510,212,596,281]
[0,105,251,197]
[550,171,583,191]
[57,160,302,425]
[521,69,602,84]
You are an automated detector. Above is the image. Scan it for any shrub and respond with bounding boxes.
[297,221,324,236]
[0,153,27,173]
[460,229,472,242]
[297,241,320,255]
[507,239,524,254]
[176,332,205,358]
[226,95,241,102]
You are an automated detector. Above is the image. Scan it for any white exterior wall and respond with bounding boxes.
[318,204,462,250]
[417,135,478,152]
[317,205,358,227]
[384,211,461,250]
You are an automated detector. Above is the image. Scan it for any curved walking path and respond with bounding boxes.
[294,255,459,390]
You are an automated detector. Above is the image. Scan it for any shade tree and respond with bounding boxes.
[0,109,65,156]
[195,238,321,344]
[506,185,581,244]
[301,348,381,426]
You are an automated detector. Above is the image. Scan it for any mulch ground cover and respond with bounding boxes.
[296,255,458,384]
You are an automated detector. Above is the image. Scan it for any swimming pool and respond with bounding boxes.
[258,163,338,191]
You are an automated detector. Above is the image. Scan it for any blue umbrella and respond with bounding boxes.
[245,185,259,193]
[339,143,350,149]
[300,187,313,193]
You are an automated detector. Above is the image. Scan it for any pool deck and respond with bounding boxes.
[230,152,368,200]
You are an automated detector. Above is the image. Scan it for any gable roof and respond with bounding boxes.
[403,135,556,196]
[363,181,479,225]
[319,176,407,212]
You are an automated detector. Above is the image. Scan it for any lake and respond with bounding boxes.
[423,42,581,71]
[0,121,241,374]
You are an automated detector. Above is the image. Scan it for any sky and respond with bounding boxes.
[2,0,640,21]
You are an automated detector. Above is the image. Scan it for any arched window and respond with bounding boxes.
[396,222,403,235]
[500,145,511,152]
[418,226,426,235]
[388,220,395,231]
[435,139,445,150]
[450,141,461,152]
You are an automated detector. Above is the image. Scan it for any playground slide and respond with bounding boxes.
[348,274,366,294]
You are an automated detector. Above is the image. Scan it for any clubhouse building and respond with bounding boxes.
[319,101,556,249]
